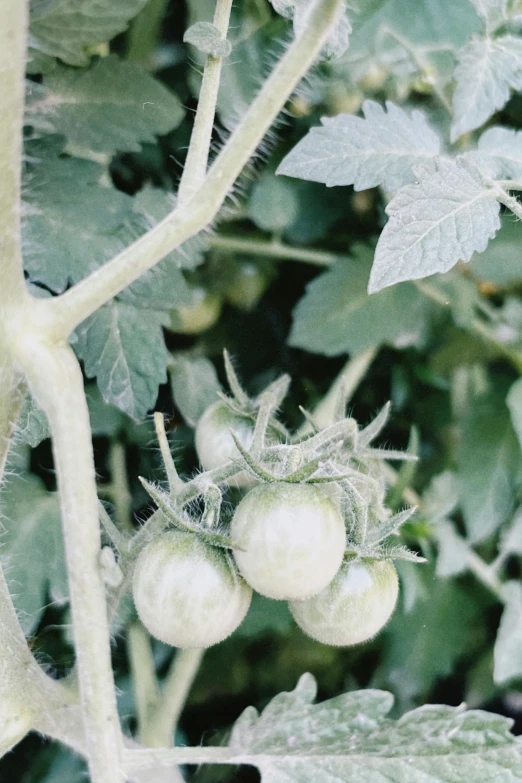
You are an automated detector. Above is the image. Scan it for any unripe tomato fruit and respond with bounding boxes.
[230,483,346,600]
[132,531,252,649]
[195,400,278,487]
[226,262,269,311]
[290,558,399,646]
[167,289,222,335]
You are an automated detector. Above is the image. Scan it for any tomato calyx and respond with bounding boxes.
[139,477,238,552]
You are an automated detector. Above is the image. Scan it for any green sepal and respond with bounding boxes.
[139,478,237,550]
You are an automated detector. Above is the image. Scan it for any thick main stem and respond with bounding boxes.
[20,339,124,783]
[178,0,234,204]
[0,0,30,304]
[45,0,343,337]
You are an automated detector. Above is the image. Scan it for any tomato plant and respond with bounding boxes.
[2,0,522,782]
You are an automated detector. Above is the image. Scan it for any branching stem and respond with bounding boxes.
[42,0,344,337]
[177,0,234,204]
[0,0,29,306]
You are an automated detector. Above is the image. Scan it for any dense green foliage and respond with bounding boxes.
[2,0,522,780]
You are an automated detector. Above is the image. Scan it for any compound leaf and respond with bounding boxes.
[290,246,435,356]
[451,35,522,140]
[228,673,522,782]
[278,101,440,192]
[29,0,149,68]
[74,301,169,420]
[369,158,501,293]
[26,55,184,155]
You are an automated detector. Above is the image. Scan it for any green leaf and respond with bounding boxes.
[434,519,470,578]
[451,36,522,141]
[0,476,67,636]
[169,355,221,427]
[268,0,351,60]
[494,581,522,685]
[74,301,169,420]
[290,246,435,356]
[422,470,460,522]
[14,394,50,448]
[229,672,522,781]
[29,0,149,68]
[23,141,133,292]
[250,171,300,232]
[26,55,185,154]
[348,0,481,61]
[183,22,232,58]
[23,147,202,298]
[470,217,522,286]
[477,126,522,180]
[375,576,484,706]
[278,101,440,192]
[458,391,522,543]
[369,158,501,293]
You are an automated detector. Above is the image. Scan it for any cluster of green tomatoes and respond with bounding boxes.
[131,354,421,650]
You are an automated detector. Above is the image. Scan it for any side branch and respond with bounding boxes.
[0,0,30,304]
[44,0,343,338]
[177,0,234,204]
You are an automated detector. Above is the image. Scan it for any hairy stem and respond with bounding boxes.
[178,0,234,204]
[44,0,343,337]
[208,234,341,265]
[143,648,204,747]
[20,339,124,783]
[110,441,134,534]
[0,0,29,305]
[128,622,160,742]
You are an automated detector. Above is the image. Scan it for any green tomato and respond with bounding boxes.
[195,400,277,487]
[167,288,222,334]
[290,558,399,647]
[226,262,269,311]
[230,483,346,600]
[132,531,252,649]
